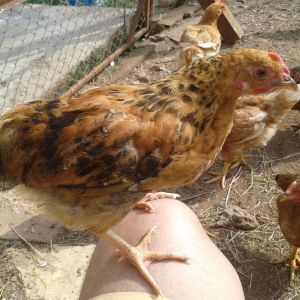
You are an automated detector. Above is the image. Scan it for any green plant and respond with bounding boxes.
[26,0,66,5]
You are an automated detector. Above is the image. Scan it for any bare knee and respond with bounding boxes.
[80,199,245,300]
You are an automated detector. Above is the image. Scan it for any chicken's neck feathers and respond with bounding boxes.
[140,57,221,115]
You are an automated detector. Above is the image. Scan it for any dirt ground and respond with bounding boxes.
[1,0,300,299]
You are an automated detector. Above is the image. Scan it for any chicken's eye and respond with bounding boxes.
[256,68,267,80]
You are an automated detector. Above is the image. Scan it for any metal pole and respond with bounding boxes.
[62,27,148,98]
[62,0,151,98]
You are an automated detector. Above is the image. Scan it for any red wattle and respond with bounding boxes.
[254,88,271,94]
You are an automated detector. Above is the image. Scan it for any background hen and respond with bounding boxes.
[207,85,300,188]
[275,174,300,280]
[0,49,296,296]
[291,67,300,111]
[178,0,225,67]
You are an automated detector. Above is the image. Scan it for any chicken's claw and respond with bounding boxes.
[291,125,300,136]
[205,157,252,189]
[205,162,232,189]
[103,227,188,296]
[135,192,180,213]
[272,247,300,280]
[122,226,188,296]
[232,158,252,172]
[205,171,227,189]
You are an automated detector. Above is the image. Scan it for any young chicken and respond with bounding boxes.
[179,0,225,67]
[0,49,297,296]
[207,86,300,188]
[178,45,206,68]
[288,67,300,135]
[275,174,300,280]
[291,67,300,112]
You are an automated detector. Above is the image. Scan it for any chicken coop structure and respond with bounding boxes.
[0,0,152,115]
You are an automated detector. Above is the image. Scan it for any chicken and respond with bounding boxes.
[291,67,300,111]
[291,67,300,84]
[178,45,206,68]
[274,174,300,280]
[276,173,300,192]
[178,0,225,67]
[0,49,297,296]
[207,86,300,188]
[289,67,300,135]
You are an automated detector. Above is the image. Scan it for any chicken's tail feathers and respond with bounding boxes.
[0,117,17,191]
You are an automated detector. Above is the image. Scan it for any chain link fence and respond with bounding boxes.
[0,0,150,115]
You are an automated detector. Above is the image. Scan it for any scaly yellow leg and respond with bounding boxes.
[205,161,232,189]
[101,227,189,296]
[232,154,252,171]
[272,247,300,280]
[206,154,252,189]
[134,192,180,213]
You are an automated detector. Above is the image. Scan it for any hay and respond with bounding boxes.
[0,254,26,300]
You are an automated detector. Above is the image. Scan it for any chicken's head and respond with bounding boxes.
[201,0,225,24]
[286,180,300,202]
[275,174,300,192]
[222,49,298,97]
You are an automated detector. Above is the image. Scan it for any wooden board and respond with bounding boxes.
[149,4,199,35]
[110,44,155,83]
[198,0,244,44]
[0,0,26,10]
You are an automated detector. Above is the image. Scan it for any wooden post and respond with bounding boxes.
[197,0,244,45]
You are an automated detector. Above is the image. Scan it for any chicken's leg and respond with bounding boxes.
[205,154,252,189]
[205,161,232,189]
[272,247,300,280]
[101,227,188,296]
[231,154,252,171]
[134,192,180,213]
[292,124,300,136]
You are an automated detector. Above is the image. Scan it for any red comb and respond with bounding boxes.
[268,52,281,62]
[268,52,290,75]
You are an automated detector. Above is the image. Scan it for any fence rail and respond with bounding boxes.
[0,0,151,115]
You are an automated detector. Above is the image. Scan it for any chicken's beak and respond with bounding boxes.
[273,75,298,91]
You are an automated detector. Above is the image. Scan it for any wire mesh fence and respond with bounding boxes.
[0,0,149,115]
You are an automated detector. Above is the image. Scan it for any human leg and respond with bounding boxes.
[79,199,244,300]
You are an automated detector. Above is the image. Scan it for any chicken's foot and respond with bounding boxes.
[231,155,252,171]
[205,155,252,189]
[134,192,180,213]
[292,124,300,136]
[101,227,188,296]
[272,247,300,280]
[205,161,232,189]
